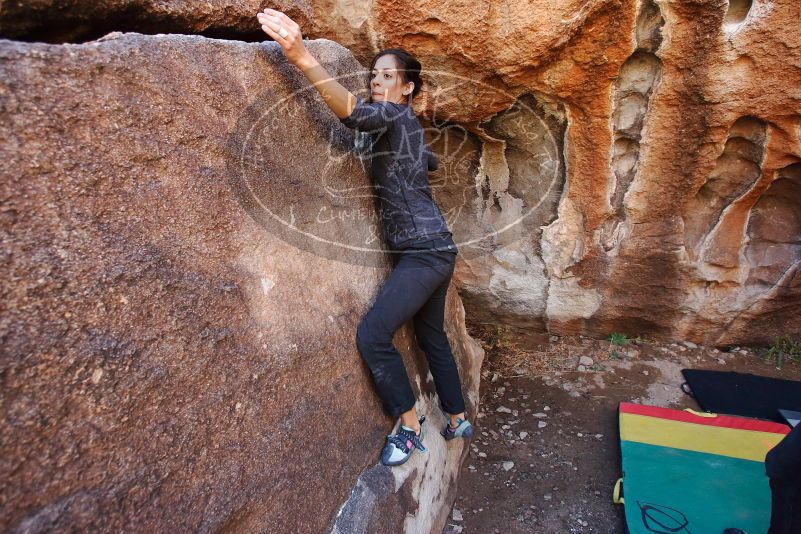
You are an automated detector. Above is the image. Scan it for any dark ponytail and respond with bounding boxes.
[368,48,423,105]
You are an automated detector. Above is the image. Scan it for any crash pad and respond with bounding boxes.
[617,402,790,534]
[681,369,801,423]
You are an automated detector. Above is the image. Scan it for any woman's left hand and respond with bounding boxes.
[256,8,309,67]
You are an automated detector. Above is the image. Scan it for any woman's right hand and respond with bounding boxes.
[258,8,351,119]
[256,8,310,67]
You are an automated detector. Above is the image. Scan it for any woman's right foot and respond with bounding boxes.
[442,417,474,440]
[380,416,427,466]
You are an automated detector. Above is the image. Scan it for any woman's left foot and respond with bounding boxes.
[441,417,473,440]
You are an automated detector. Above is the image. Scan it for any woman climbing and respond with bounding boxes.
[257,8,474,467]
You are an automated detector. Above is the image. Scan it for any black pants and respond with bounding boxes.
[355,246,466,419]
[768,478,801,534]
[766,423,801,533]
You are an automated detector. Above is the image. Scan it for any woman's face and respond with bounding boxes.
[370,54,413,105]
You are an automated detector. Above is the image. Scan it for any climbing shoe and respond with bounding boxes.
[380,416,427,466]
[441,417,474,440]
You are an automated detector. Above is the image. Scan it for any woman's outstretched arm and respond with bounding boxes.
[257,8,356,120]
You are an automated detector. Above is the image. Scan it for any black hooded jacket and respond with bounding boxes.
[339,96,458,254]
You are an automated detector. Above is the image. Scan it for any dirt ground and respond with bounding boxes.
[442,326,801,534]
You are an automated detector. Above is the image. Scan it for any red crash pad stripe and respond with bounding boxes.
[620,402,790,435]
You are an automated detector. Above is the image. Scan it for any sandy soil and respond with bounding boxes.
[442,327,801,534]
